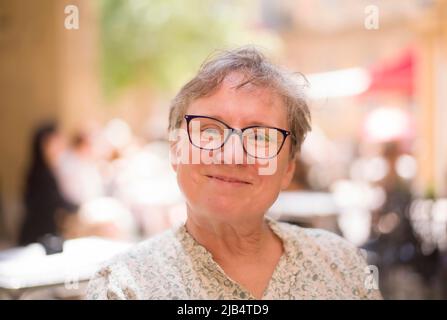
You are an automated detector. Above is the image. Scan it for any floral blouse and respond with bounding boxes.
[85,218,382,300]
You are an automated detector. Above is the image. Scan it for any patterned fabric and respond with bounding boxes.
[85,218,382,300]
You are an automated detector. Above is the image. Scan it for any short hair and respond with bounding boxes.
[168,46,311,156]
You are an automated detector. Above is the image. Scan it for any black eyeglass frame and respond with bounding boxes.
[184,114,291,159]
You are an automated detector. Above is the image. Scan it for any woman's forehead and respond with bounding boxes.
[187,78,287,127]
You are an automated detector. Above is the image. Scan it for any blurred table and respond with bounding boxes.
[0,237,132,299]
[268,191,341,233]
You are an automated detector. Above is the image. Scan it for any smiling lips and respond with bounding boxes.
[205,174,252,185]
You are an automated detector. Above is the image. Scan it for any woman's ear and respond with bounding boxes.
[169,141,179,173]
[280,156,296,190]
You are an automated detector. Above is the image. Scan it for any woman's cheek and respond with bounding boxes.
[177,166,202,201]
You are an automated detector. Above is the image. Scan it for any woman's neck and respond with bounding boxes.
[185,213,279,261]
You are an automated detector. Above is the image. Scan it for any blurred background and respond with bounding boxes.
[0,0,447,299]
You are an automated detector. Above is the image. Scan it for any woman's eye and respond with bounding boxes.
[255,133,269,142]
[202,128,221,135]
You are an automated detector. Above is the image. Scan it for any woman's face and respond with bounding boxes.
[43,132,65,167]
[172,73,296,224]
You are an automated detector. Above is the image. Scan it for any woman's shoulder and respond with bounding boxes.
[270,220,382,299]
[273,219,360,251]
[85,226,184,299]
[271,219,368,270]
[114,225,186,264]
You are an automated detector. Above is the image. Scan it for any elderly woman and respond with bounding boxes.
[86,47,382,300]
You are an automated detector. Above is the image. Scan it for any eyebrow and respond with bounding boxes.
[199,114,277,128]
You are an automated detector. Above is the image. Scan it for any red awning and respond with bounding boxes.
[366,49,415,96]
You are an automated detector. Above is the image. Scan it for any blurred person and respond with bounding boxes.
[86,47,381,299]
[57,131,105,205]
[370,142,413,238]
[55,129,141,242]
[18,121,78,246]
[364,142,440,298]
[109,141,184,237]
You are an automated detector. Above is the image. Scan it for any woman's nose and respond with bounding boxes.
[221,131,247,165]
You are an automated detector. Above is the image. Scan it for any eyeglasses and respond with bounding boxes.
[184,115,291,159]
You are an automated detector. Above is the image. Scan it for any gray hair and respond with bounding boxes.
[168,46,311,156]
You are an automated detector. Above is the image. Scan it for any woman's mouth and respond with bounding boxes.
[205,174,252,185]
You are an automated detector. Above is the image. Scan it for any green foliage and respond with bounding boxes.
[100,0,257,98]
